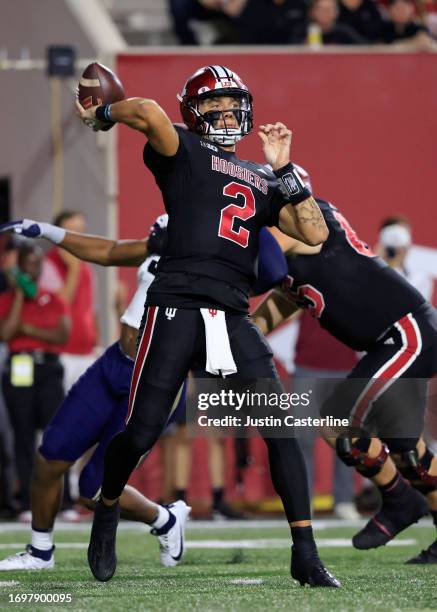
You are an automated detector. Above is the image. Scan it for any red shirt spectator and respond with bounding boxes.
[42,248,96,355]
[39,211,98,394]
[0,244,69,515]
[0,288,68,353]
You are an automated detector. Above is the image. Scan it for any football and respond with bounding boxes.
[77,62,125,109]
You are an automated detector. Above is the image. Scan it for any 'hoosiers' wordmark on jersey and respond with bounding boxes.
[211,155,268,194]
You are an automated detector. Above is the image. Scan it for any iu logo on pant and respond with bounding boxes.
[165,307,177,321]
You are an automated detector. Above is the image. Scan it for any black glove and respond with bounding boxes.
[148,222,168,255]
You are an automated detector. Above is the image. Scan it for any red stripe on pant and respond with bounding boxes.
[126,306,157,424]
[351,314,420,428]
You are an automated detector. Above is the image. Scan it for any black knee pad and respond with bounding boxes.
[336,436,370,465]
[395,447,437,495]
[336,436,388,478]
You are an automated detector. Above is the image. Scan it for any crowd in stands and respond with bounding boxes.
[168,0,437,50]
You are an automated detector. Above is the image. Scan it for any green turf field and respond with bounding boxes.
[0,523,435,611]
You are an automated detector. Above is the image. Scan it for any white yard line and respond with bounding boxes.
[185,538,417,549]
[0,518,431,533]
[230,579,264,585]
[0,538,417,551]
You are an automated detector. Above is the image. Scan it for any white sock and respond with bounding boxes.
[150,505,170,529]
[31,528,53,551]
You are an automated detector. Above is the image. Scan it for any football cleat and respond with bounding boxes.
[353,488,428,550]
[406,539,437,564]
[291,545,341,588]
[87,499,120,582]
[151,500,191,568]
[0,545,54,571]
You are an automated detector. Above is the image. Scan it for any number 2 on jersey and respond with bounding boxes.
[218,182,255,248]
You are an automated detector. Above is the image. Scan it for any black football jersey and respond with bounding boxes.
[143,126,287,312]
[285,200,425,350]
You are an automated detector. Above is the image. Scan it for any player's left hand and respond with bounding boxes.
[75,100,107,132]
[258,122,292,171]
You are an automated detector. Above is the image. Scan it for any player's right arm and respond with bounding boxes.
[58,232,149,267]
[0,220,148,267]
[75,98,179,157]
[251,288,300,335]
[268,227,322,256]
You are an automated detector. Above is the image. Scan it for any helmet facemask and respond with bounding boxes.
[190,91,253,146]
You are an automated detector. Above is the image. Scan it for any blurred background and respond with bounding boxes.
[0,0,436,522]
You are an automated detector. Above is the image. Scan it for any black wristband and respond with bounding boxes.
[274,162,311,206]
[95,104,114,125]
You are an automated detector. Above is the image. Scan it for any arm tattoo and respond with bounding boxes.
[294,198,326,232]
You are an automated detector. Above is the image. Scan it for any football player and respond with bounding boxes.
[251,167,437,565]
[76,65,339,586]
[0,216,190,570]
